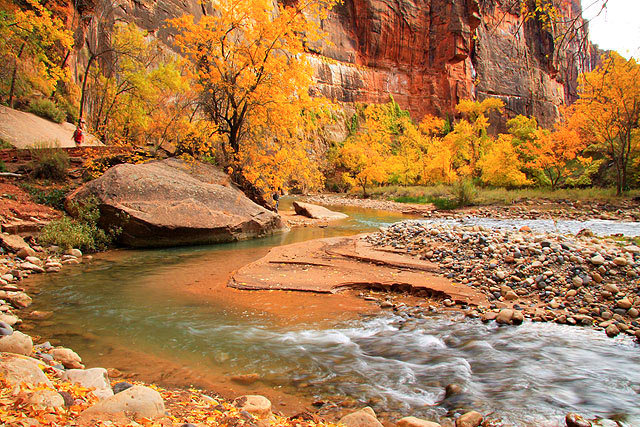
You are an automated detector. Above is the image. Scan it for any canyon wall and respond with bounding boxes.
[81,0,597,125]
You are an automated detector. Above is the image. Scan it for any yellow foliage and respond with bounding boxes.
[170,0,337,195]
[479,134,531,187]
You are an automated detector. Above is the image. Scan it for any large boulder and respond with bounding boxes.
[292,201,348,220]
[0,353,52,387]
[66,158,287,247]
[0,233,31,253]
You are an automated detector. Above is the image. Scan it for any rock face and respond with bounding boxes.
[83,0,594,126]
[66,158,287,248]
[313,0,596,125]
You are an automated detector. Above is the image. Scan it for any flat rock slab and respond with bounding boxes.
[292,201,348,220]
[230,235,486,305]
[67,158,287,247]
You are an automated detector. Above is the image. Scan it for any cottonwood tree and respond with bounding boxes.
[171,0,336,195]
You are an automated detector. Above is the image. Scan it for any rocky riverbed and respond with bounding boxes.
[366,221,640,340]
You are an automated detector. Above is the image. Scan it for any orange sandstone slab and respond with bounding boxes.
[230,235,486,306]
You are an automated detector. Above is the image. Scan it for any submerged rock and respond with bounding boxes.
[66,158,287,248]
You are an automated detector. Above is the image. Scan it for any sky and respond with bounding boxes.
[582,0,640,58]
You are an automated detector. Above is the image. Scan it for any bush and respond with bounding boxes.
[27,98,66,123]
[451,179,476,207]
[0,138,14,149]
[20,184,68,210]
[28,141,70,181]
[38,196,121,252]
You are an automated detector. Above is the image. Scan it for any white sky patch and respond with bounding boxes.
[582,0,640,59]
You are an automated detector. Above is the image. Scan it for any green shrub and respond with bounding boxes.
[28,98,66,123]
[0,138,14,149]
[451,179,476,207]
[28,141,70,181]
[0,161,5,173]
[38,196,121,253]
[20,184,68,210]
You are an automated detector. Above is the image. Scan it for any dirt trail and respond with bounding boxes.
[0,105,102,148]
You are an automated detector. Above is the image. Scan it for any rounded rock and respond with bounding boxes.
[0,331,33,355]
[25,389,65,410]
[397,416,441,427]
[233,395,272,418]
[81,385,165,419]
[455,411,483,427]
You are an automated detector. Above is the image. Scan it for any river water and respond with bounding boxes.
[25,201,640,426]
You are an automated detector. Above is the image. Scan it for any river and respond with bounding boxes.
[24,199,640,426]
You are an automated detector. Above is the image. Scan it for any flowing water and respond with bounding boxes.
[25,201,640,426]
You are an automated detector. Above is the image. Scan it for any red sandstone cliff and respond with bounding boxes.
[74,0,597,126]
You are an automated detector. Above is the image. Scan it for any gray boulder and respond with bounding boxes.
[66,158,287,248]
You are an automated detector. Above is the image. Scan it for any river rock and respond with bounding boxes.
[81,385,165,419]
[0,233,31,253]
[565,412,592,427]
[590,255,605,266]
[0,320,13,336]
[496,309,514,324]
[6,292,32,308]
[233,395,272,418]
[113,381,134,394]
[51,347,84,369]
[0,353,52,386]
[25,389,65,410]
[0,331,33,355]
[338,408,383,427]
[64,368,114,400]
[17,247,36,258]
[66,248,83,258]
[612,257,627,266]
[0,314,19,326]
[293,201,348,220]
[455,411,483,427]
[616,297,632,309]
[66,158,287,248]
[21,262,45,273]
[396,416,441,427]
[605,324,620,338]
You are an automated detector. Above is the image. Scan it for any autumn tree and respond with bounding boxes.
[444,98,505,177]
[0,0,73,107]
[84,23,193,146]
[568,52,640,194]
[171,0,335,196]
[478,134,530,187]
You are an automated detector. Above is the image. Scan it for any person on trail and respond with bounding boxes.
[273,190,280,212]
[73,118,85,146]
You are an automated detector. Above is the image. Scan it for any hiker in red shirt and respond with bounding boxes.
[73,118,85,146]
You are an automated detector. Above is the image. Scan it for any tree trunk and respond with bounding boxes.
[79,54,97,121]
[8,43,26,108]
